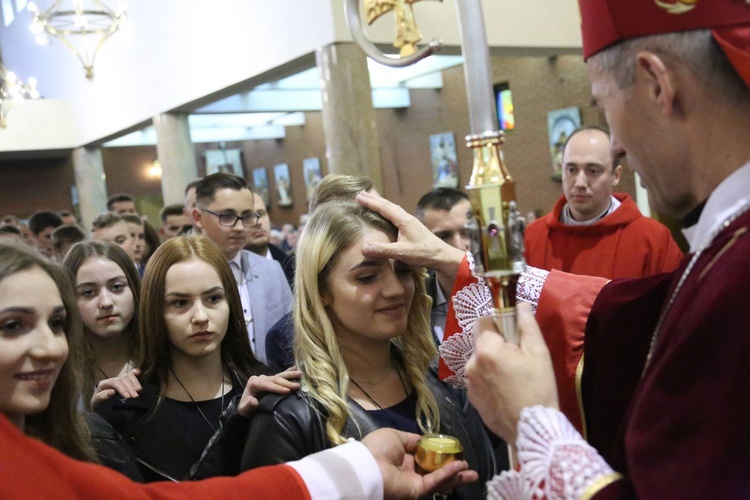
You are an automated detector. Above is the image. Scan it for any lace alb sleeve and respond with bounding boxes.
[487,406,623,500]
[438,256,550,387]
[517,266,549,313]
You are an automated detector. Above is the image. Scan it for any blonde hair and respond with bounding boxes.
[308,174,373,213]
[294,201,439,445]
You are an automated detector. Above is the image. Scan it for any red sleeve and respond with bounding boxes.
[439,254,479,380]
[535,270,608,434]
[0,415,311,500]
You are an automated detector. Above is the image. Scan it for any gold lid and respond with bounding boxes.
[418,434,463,454]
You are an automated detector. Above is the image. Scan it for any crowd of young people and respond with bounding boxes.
[0,174,496,498]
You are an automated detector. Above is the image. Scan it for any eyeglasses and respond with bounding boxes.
[200,208,260,227]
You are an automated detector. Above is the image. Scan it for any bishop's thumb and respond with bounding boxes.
[517,302,547,353]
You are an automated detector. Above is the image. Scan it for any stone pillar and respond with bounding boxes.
[72,147,108,232]
[316,42,383,192]
[153,113,198,206]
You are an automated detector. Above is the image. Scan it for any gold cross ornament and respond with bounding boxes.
[366,0,442,57]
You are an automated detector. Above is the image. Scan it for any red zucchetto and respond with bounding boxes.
[579,0,750,87]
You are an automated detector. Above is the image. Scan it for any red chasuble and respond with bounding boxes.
[0,413,311,500]
[586,210,750,498]
[524,193,683,280]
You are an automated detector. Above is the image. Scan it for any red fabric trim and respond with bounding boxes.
[714,26,750,90]
[535,270,608,433]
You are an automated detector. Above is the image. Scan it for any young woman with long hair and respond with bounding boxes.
[96,235,292,482]
[0,241,97,463]
[63,241,141,403]
[240,201,499,499]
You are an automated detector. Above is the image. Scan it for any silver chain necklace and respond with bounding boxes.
[169,367,225,433]
[642,202,750,377]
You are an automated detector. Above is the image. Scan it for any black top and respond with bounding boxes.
[97,374,242,482]
[135,395,233,481]
[361,391,420,435]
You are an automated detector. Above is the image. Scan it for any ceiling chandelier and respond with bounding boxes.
[0,66,41,128]
[28,0,127,79]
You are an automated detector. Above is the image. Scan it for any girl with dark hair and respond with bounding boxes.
[97,235,298,482]
[63,241,141,405]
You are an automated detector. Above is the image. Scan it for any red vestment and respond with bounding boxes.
[0,413,311,500]
[524,193,683,279]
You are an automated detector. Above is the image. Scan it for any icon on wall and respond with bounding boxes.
[429,132,459,188]
[205,149,244,178]
[547,107,581,182]
[252,168,270,207]
[274,163,293,207]
[302,158,323,202]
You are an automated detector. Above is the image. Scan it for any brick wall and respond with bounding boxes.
[0,155,75,219]
[1,53,636,226]
[375,54,635,217]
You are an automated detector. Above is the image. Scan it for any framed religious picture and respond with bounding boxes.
[204,149,245,178]
[302,157,323,202]
[274,163,293,207]
[547,107,581,182]
[429,132,459,188]
[252,167,271,207]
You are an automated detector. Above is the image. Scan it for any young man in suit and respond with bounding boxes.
[193,173,292,364]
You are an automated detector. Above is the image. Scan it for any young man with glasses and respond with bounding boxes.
[193,173,292,364]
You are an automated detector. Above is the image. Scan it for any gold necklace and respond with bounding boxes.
[349,364,408,411]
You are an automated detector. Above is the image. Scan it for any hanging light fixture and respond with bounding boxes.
[28,0,127,79]
[0,65,41,128]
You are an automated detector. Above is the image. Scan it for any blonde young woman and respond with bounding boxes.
[240,201,498,499]
[265,173,379,371]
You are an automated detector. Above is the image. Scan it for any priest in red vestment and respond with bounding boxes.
[524,126,683,280]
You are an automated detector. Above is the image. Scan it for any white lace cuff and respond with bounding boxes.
[516,266,549,312]
[487,406,622,500]
[439,259,549,387]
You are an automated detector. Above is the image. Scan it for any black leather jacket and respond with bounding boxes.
[84,412,143,482]
[238,367,505,499]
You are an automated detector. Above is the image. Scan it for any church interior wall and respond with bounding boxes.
[0,53,637,227]
[0,155,75,218]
